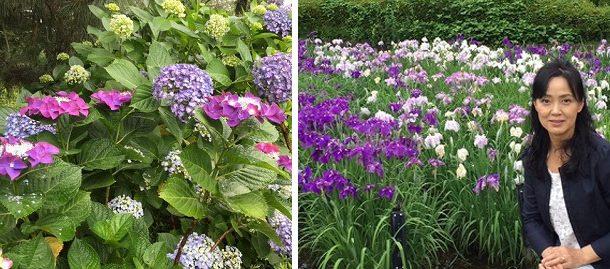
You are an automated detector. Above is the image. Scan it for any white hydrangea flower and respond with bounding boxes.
[109,14,134,40]
[162,0,186,17]
[204,14,229,41]
[64,65,90,84]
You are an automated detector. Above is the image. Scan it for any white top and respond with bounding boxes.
[548,170,594,269]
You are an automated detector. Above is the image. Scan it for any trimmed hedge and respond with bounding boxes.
[298,0,610,45]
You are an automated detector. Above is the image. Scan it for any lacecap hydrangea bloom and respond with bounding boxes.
[91,89,132,110]
[220,246,242,269]
[167,232,223,269]
[162,0,186,17]
[268,211,291,257]
[0,137,60,180]
[161,149,191,180]
[108,195,144,219]
[56,53,69,61]
[4,113,56,138]
[153,64,214,122]
[64,65,90,84]
[20,91,89,119]
[39,74,54,84]
[202,92,287,127]
[105,3,120,12]
[252,53,291,103]
[262,9,291,37]
[110,14,134,40]
[204,14,229,41]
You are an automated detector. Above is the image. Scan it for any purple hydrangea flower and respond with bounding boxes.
[252,53,291,103]
[268,211,291,257]
[167,232,222,269]
[263,10,291,37]
[153,64,214,122]
[202,92,287,127]
[91,90,132,111]
[0,152,27,181]
[4,113,56,138]
[26,142,60,168]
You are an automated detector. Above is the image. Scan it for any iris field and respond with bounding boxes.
[297,36,610,268]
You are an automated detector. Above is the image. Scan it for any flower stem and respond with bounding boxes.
[174,219,199,266]
[276,122,292,153]
[210,227,234,252]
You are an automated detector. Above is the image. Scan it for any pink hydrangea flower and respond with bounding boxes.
[27,142,60,167]
[277,155,292,171]
[0,153,28,181]
[0,248,13,269]
[255,143,280,154]
[20,91,89,119]
[91,90,133,110]
[202,92,287,127]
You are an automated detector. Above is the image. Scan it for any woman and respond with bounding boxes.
[522,59,610,269]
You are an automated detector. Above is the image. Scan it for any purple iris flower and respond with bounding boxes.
[364,183,376,192]
[339,185,358,200]
[428,158,445,168]
[487,148,497,163]
[379,186,396,200]
[422,110,438,126]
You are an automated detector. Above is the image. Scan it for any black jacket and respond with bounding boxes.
[522,135,610,268]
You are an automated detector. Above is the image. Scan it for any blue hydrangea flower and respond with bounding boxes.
[268,211,291,257]
[161,149,191,180]
[4,113,56,138]
[108,195,144,219]
[262,10,291,37]
[252,53,291,103]
[167,232,223,269]
[153,64,214,122]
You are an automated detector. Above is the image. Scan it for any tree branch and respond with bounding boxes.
[210,227,233,252]
[173,219,199,266]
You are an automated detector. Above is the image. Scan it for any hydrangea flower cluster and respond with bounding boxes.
[253,5,267,15]
[266,3,279,11]
[91,90,133,110]
[206,0,237,11]
[161,149,191,179]
[254,143,292,170]
[262,10,291,37]
[220,246,242,269]
[109,14,134,40]
[20,91,89,119]
[82,41,93,46]
[39,74,54,84]
[162,0,186,17]
[4,113,56,138]
[108,195,144,219]
[105,3,120,13]
[56,53,69,61]
[268,184,291,199]
[0,249,12,269]
[202,92,287,127]
[267,0,285,6]
[167,233,222,269]
[153,64,214,122]
[267,211,291,257]
[252,53,291,103]
[221,55,241,67]
[204,14,229,41]
[0,137,60,180]
[64,65,90,84]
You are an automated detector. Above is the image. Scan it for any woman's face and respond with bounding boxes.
[533,76,584,142]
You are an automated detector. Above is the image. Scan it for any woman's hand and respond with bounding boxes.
[541,246,585,268]
[539,263,563,269]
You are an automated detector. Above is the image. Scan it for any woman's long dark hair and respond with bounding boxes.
[525,59,596,178]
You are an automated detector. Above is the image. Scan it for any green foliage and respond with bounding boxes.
[299,0,610,45]
[0,0,293,268]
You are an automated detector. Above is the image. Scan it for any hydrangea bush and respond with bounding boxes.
[0,1,292,268]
